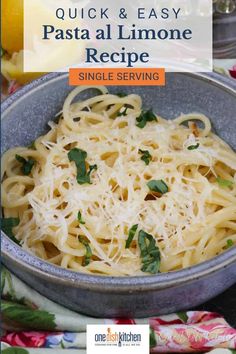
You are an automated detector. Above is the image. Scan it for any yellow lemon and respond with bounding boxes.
[2,51,43,85]
[2,0,84,84]
[1,0,24,54]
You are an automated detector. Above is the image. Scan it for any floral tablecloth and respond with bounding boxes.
[1,60,236,353]
[1,268,236,353]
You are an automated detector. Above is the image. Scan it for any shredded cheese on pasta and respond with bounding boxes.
[1,86,236,276]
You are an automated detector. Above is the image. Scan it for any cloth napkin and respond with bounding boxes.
[1,267,236,353]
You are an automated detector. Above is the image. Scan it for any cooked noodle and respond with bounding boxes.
[1,86,236,276]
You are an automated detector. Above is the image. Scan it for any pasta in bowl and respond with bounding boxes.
[1,85,236,277]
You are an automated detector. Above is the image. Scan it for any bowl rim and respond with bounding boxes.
[1,71,236,292]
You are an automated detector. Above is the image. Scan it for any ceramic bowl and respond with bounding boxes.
[1,72,236,317]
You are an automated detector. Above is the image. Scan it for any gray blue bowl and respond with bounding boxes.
[1,72,236,317]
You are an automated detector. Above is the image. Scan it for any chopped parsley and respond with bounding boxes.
[78,236,92,266]
[224,239,234,250]
[15,155,35,175]
[147,180,168,195]
[216,177,234,188]
[68,148,97,185]
[138,230,161,274]
[1,217,20,245]
[125,224,138,249]
[77,211,85,225]
[139,149,152,165]
[136,109,157,129]
[187,143,200,150]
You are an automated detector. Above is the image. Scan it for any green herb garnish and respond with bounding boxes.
[139,149,152,165]
[78,236,92,266]
[136,109,157,129]
[138,230,161,274]
[224,239,234,249]
[125,224,138,249]
[187,143,200,150]
[78,211,85,225]
[15,155,35,175]
[117,92,127,98]
[216,177,234,188]
[68,148,97,185]
[147,180,168,195]
[1,218,20,245]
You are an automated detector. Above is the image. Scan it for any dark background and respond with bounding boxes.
[195,284,236,327]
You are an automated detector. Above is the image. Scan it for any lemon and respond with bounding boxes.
[1,0,83,84]
[2,51,43,85]
[1,0,24,54]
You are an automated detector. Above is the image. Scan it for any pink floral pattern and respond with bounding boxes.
[1,331,50,348]
[2,311,235,352]
[149,311,236,353]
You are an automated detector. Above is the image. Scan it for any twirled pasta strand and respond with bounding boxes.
[1,86,236,275]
